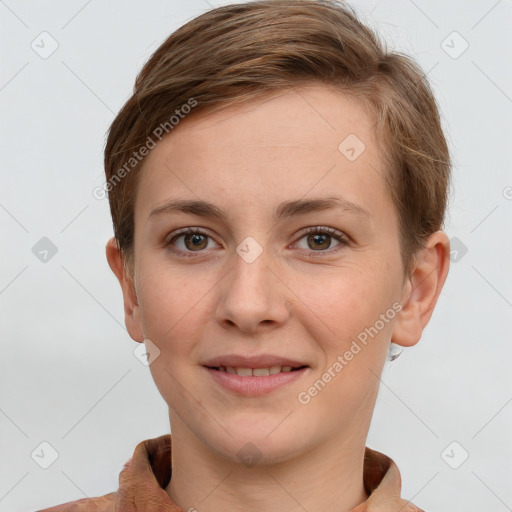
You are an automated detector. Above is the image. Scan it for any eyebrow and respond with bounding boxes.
[148,196,371,224]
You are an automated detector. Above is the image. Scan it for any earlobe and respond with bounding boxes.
[105,237,144,343]
[391,231,450,348]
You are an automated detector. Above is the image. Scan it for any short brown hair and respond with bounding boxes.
[104,0,450,276]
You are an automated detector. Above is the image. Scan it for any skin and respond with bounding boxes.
[106,84,450,512]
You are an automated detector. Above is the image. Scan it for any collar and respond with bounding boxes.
[115,434,422,512]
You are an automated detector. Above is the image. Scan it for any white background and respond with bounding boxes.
[1,1,511,511]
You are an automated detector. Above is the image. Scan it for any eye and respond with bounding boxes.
[166,227,218,257]
[165,225,350,258]
[293,226,349,255]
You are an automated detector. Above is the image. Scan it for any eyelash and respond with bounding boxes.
[165,226,350,258]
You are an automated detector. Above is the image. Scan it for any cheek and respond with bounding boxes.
[136,265,213,409]
[135,263,211,355]
[295,269,399,415]
[300,270,396,347]
[296,274,396,420]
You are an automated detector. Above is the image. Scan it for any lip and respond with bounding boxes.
[204,366,310,396]
[201,354,308,369]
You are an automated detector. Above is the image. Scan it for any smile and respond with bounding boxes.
[204,365,310,396]
[208,365,306,376]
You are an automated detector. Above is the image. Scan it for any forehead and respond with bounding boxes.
[135,84,391,222]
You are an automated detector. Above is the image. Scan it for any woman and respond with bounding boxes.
[39,0,450,510]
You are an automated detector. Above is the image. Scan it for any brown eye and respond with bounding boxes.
[294,226,349,255]
[167,228,218,257]
[306,232,332,250]
[183,232,209,251]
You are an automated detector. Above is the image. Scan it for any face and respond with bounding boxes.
[124,84,411,464]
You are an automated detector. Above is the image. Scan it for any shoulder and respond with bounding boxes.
[37,491,116,512]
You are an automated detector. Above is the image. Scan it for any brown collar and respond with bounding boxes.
[114,434,422,512]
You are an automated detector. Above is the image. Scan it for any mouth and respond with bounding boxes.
[203,363,310,396]
[205,365,308,376]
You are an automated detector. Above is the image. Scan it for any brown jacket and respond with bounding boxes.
[37,434,424,511]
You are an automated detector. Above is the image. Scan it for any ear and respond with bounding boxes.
[105,237,144,343]
[391,231,450,347]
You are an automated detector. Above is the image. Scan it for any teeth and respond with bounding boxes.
[216,365,300,376]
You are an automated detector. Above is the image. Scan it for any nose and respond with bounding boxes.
[215,246,290,334]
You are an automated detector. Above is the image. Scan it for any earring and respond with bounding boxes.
[386,341,403,362]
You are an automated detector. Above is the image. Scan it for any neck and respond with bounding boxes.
[165,418,369,512]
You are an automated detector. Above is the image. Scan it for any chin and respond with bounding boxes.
[205,422,304,466]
